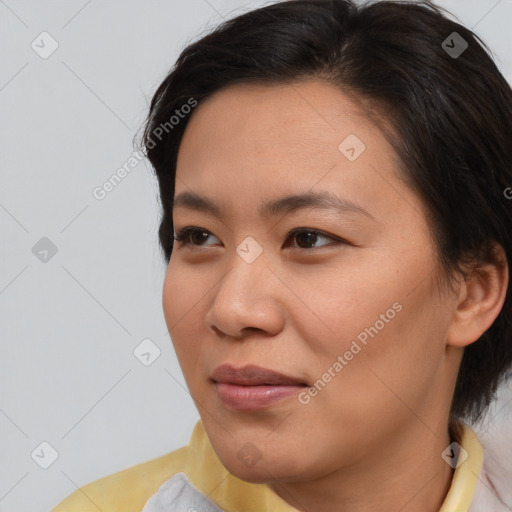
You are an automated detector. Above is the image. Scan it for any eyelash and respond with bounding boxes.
[173,226,348,252]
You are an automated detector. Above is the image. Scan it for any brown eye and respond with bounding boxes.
[174,227,217,247]
[287,228,346,251]
[294,231,320,249]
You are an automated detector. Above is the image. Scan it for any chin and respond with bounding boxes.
[228,464,274,484]
[215,444,308,484]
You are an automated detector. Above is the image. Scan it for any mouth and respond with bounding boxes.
[210,363,309,387]
[210,364,308,412]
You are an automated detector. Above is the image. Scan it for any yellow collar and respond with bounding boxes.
[439,423,484,511]
[184,420,483,512]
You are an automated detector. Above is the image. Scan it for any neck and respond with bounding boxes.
[267,419,455,512]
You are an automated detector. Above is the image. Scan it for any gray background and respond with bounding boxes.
[1,1,511,511]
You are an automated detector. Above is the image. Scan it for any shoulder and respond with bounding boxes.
[51,445,190,512]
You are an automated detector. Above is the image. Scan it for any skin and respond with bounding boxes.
[162,80,508,512]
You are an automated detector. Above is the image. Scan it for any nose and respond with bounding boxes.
[205,255,285,340]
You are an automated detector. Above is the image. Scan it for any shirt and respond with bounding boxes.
[51,420,500,512]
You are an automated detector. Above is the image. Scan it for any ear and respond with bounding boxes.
[447,244,509,347]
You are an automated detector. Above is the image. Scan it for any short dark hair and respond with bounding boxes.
[139,0,512,424]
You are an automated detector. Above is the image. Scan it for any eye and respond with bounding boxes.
[174,226,219,248]
[173,226,348,251]
[286,228,346,251]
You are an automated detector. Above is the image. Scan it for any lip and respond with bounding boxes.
[211,364,307,386]
[211,364,308,411]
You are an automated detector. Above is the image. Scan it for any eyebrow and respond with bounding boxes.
[172,190,376,220]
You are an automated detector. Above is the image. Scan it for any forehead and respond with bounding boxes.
[174,79,423,225]
[180,80,372,148]
[177,80,381,175]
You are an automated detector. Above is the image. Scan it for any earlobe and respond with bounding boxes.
[447,245,509,347]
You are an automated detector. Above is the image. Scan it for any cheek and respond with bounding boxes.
[277,261,403,358]
[162,263,204,371]
[293,259,447,411]
[162,260,205,329]
[162,264,179,330]
[315,286,450,426]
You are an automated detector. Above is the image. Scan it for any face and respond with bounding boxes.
[163,80,461,484]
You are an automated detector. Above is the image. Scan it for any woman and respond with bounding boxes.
[52,0,512,510]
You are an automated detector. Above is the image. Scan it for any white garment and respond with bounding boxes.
[470,380,512,511]
[141,472,224,512]
[469,457,511,511]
